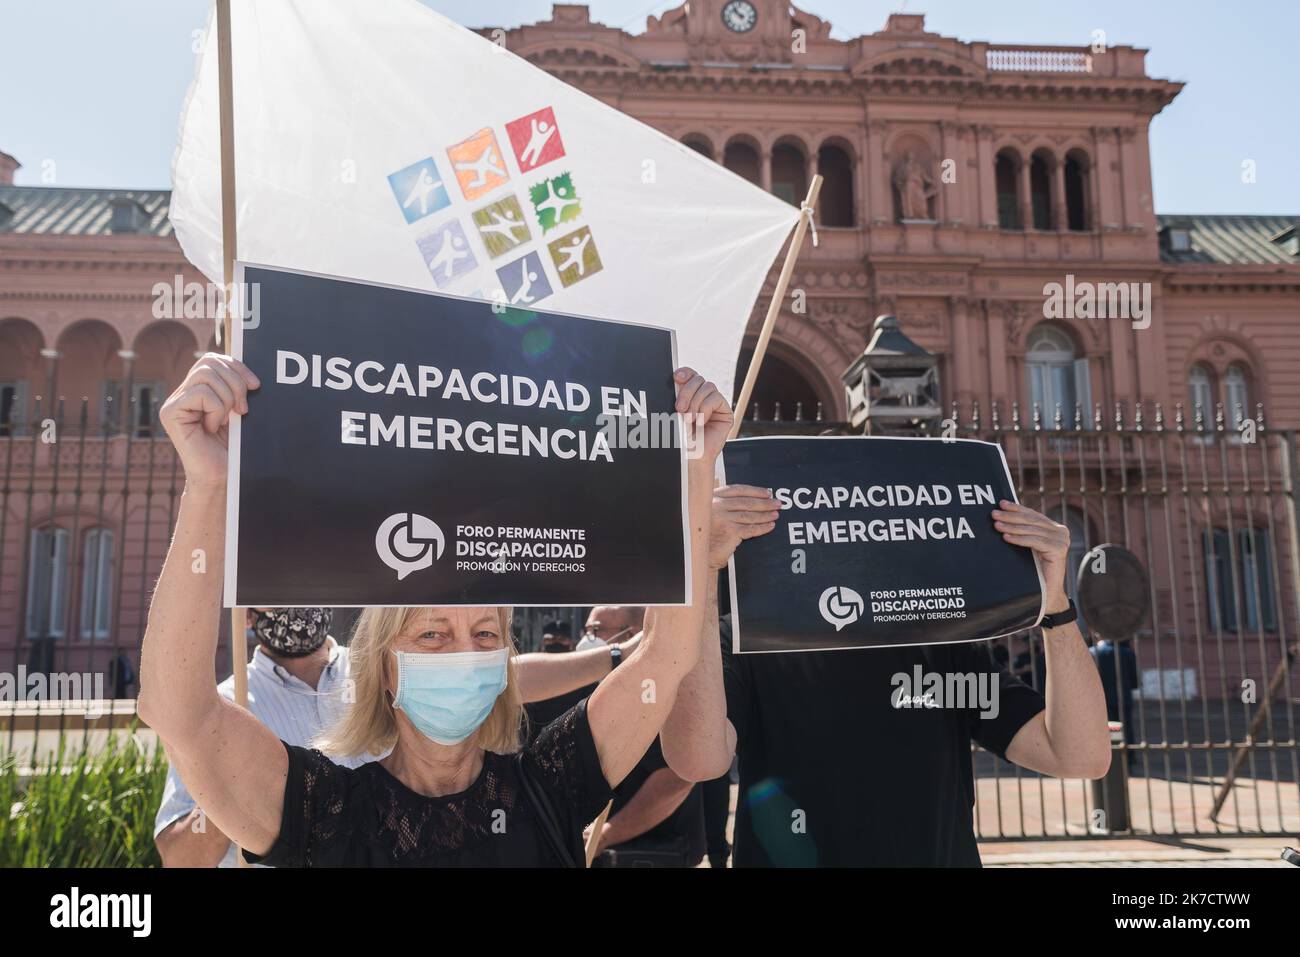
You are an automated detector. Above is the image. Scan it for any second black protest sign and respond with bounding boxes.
[723,436,1044,653]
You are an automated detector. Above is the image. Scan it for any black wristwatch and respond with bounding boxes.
[609,645,623,669]
[1040,599,1078,630]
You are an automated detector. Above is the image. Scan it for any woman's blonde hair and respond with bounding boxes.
[315,606,522,759]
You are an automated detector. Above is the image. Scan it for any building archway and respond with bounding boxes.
[1030,150,1054,231]
[733,345,834,424]
[817,141,855,227]
[682,133,715,161]
[1064,149,1091,231]
[995,149,1021,229]
[0,318,44,433]
[723,138,761,186]
[131,320,199,436]
[54,320,124,428]
[770,140,807,205]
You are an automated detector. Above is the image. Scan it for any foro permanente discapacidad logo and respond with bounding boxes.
[376,512,445,580]
[818,585,864,632]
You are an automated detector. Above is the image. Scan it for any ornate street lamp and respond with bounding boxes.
[841,314,941,435]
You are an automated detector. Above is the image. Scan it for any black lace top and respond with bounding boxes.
[245,699,612,867]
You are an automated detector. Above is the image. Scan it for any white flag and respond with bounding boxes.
[171,0,800,398]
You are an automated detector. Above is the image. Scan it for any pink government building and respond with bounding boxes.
[2,4,1297,732]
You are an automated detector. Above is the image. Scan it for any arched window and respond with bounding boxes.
[995,151,1020,229]
[1026,324,1090,423]
[1224,365,1250,431]
[771,143,807,205]
[1187,364,1214,421]
[0,380,28,436]
[26,526,70,639]
[80,528,116,640]
[1064,150,1090,231]
[682,135,713,161]
[723,141,761,186]
[1030,152,1052,231]
[817,144,855,227]
[0,317,42,437]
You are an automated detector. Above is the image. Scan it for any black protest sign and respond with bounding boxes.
[224,263,688,607]
[723,436,1044,653]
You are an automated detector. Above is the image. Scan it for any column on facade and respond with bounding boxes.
[116,349,136,434]
[1131,123,1156,232]
[760,143,773,193]
[868,120,890,225]
[1050,156,1067,231]
[936,121,951,224]
[1090,127,1118,230]
[39,348,59,416]
[1115,127,1137,230]
[949,296,978,405]
[1108,318,1136,413]
[951,124,973,227]
[975,126,997,229]
[855,128,870,228]
[1017,154,1033,230]
[984,300,1009,412]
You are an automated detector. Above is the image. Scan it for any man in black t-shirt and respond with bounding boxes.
[660,485,1111,867]
[527,605,706,866]
[591,737,706,867]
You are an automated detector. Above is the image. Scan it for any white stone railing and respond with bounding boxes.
[986,47,1093,73]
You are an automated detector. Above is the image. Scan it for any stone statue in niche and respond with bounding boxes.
[893,151,936,221]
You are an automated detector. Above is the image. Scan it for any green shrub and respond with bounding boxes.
[0,730,167,868]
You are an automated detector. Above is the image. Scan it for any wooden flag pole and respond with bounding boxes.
[216,0,245,711]
[729,174,823,439]
[216,0,249,867]
[584,800,612,868]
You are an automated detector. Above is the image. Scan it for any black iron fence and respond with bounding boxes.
[957,399,1300,838]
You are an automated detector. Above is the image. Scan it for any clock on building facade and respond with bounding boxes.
[721,0,758,33]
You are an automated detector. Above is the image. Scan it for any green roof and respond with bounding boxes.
[1157,214,1300,266]
[0,185,173,237]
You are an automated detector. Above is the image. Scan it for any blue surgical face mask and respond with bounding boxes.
[391,648,509,745]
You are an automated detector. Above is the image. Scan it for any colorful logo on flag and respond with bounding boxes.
[387,157,451,224]
[547,227,603,287]
[416,219,477,288]
[496,250,553,307]
[447,128,510,201]
[506,107,566,173]
[529,172,582,234]
[471,195,531,259]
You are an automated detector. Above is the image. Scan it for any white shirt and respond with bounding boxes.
[153,638,374,868]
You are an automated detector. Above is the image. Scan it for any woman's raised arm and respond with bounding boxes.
[136,354,287,857]
[585,368,730,787]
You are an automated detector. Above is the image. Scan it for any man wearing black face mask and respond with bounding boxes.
[540,621,576,654]
[154,607,361,867]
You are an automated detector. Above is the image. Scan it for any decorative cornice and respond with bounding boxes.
[533,65,1181,111]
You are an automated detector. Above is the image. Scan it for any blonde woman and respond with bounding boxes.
[138,354,728,867]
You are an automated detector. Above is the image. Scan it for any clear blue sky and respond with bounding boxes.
[1,0,1295,213]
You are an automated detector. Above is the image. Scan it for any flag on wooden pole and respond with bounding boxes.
[172,0,800,398]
